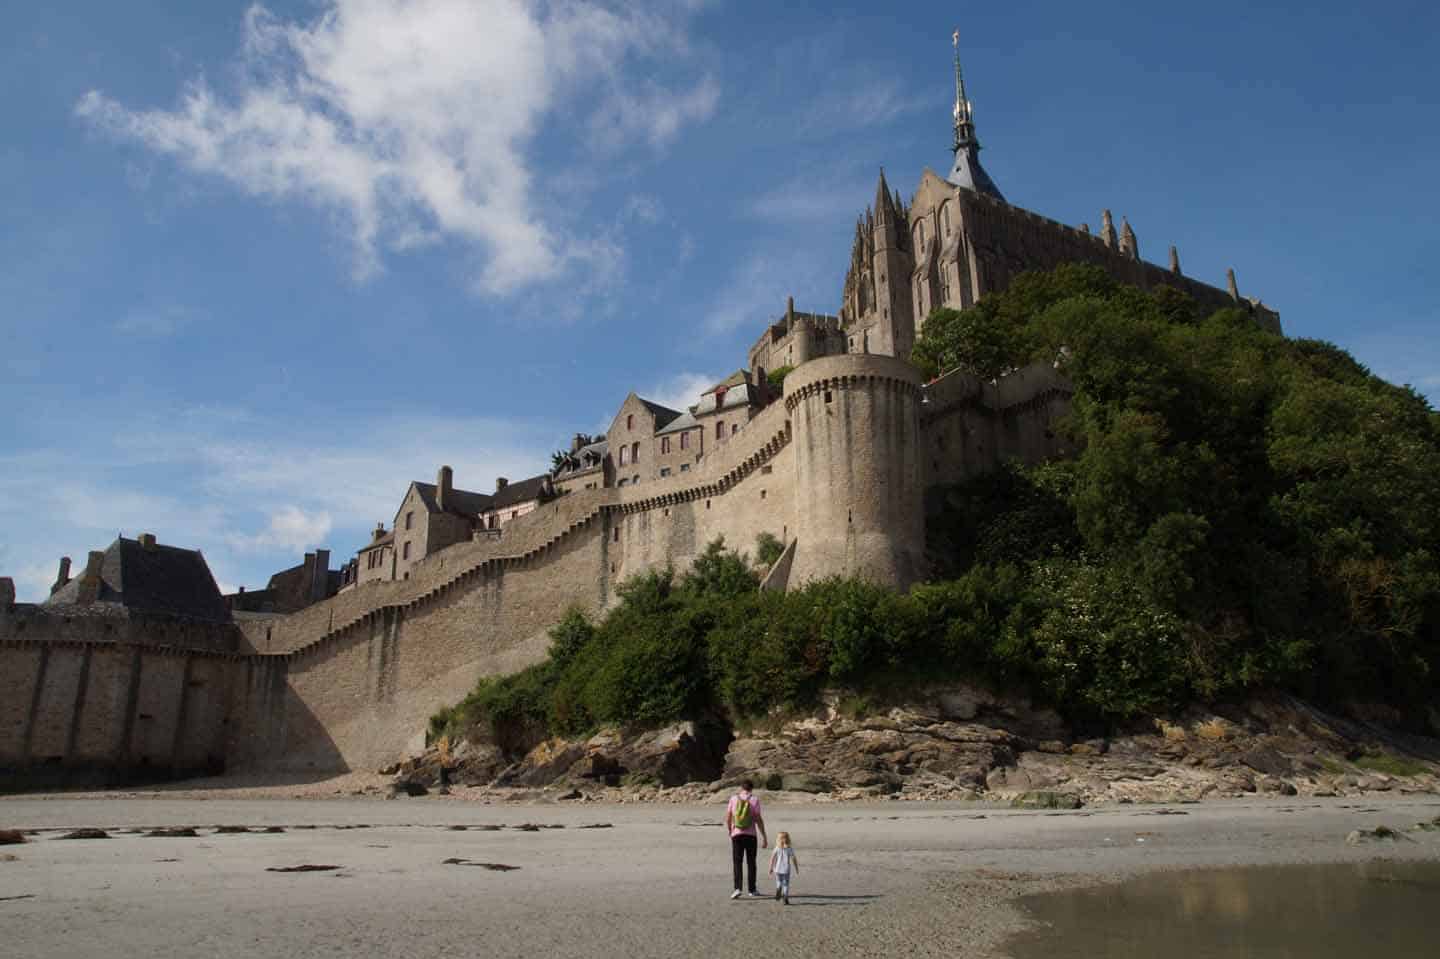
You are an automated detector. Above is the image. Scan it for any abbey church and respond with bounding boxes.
[1,40,1281,788]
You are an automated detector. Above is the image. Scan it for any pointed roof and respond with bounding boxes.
[46,537,230,622]
[946,31,1004,200]
[874,169,895,218]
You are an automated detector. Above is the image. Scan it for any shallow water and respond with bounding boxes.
[1007,861,1440,958]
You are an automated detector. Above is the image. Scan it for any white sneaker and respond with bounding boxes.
[747,891,764,898]
[730,889,742,899]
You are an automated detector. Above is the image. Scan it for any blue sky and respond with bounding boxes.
[3,0,1437,601]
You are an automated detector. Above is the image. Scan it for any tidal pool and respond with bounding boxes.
[1007,861,1440,958]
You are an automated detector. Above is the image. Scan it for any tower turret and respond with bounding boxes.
[1101,209,1117,249]
[1119,217,1138,260]
[946,31,1004,200]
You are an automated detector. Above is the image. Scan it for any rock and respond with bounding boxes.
[58,829,110,840]
[390,779,428,797]
[0,830,24,845]
[1346,826,1413,845]
[779,773,833,794]
[1010,791,1082,810]
[1278,782,1298,797]
[1240,745,1294,778]
[557,789,583,801]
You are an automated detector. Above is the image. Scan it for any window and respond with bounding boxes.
[680,431,689,450]
[627,414,634,430]
[680,463,690,473]
[403,541,411,560]
[660,467,671,477]
[661,436,671,454]
[760,489,767,500]
[716,420,725,440]
[631,442,639,463]
[405,511,413,530]
[824,390,833,404]
[510,511,518,520]
[619,446,628,466]
[613,527,620,542]
[731,424,738,436]
[941,202,952,236]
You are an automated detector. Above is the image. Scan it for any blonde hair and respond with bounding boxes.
[776,831,792,847]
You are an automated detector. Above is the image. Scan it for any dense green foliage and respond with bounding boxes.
[766,365,795,392]
[755,532,786,567]
[435,265,1440,747]
[914,264,1440,720]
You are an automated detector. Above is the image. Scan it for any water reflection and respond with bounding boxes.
[1008,861,1440,958]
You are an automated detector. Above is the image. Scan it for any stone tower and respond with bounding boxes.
[838,170,915,361]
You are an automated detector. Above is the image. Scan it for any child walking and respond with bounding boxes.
[768,831,799,905]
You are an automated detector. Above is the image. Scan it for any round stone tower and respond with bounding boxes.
[784,354,926,589]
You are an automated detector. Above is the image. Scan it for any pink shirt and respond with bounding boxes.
[727,791,763,838]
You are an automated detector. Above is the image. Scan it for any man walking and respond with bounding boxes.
[725,778,768,898]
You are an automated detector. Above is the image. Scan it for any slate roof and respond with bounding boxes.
[692,382,759,417]
[358,530,394,553]
[490,473,552,511]
[637,398,683,430]
[655,409,700,436]
[410,481,494,518]
[45,537,229,623]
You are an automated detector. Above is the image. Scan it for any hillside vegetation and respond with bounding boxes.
[432,265,1440,749]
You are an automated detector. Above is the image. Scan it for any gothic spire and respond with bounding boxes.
[874,168,895,218]
[947,30,1004,201]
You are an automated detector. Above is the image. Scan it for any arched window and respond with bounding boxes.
[913,220,925,250]
[940,202,952,237]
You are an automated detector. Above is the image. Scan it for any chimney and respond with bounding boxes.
[138,532,157,550]
[75,550,105,605]
[51,556,72,596]
[312,549,331,601]
[1226,268,1239,302]
[571,433,586,453]
[0,577,14,609]
[373,522,386,542]
[496,477,509,492]
[437,465,453,512]
[1169,245,1182,275]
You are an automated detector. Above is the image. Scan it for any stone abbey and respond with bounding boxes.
[1,40,1279,787]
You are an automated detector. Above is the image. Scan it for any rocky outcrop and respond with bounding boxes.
[396,687,1440,804]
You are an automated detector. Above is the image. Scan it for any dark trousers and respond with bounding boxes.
[731,834,758,892]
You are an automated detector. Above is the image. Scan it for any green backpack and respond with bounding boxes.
[733,795,753,830]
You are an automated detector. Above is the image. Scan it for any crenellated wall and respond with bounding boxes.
[2,353,1078,786]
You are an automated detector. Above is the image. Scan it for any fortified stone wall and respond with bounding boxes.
[0,603,240,654]
[920,361,1075,487]
[2,353,1078,785]
[0,636,282,790]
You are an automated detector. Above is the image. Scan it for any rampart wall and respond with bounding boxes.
[1,353,1078,786]
[0,632,285,790]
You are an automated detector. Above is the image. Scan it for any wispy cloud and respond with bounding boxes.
[76,0,718,297]
[702,249,836,336]
[115,304,194,337]
[0,404,556,601]
[645,371,721,414]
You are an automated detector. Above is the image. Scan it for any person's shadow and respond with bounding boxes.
[774,894,882,908]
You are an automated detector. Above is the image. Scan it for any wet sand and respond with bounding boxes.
[2,794,1439,958]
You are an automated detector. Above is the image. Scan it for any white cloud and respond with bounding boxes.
[76,0,717,296]
[747,171,878,223]
[797,75,927,137]
[0,405,555,602]
[645,370,721,414]
[226,505,333,553]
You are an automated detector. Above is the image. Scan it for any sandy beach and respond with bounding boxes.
[3,791,1439,958]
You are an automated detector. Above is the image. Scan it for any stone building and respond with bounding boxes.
[226,550,340,614]
[348,523,395,590]
[748,296,846,382]
[391,466,495,581]
[839,36,1280,366]
[46,534,229,624]
[552,435,611,495]
[476,474,555,531]
[605,394,682,489]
